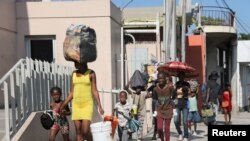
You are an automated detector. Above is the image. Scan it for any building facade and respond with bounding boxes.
[0,0,121,114]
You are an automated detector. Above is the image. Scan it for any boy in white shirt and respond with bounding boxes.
[113,90,131,141]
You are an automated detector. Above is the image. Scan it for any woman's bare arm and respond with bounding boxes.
[61,73,74,111]
[90,71,104,115]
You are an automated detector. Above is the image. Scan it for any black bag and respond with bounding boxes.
[40,111,54,130]
[63,24,97,63]
[203,115,216,126]
[130,70,148,90]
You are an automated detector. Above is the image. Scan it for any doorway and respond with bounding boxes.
[240,65,250,110]
[26,36,55,63]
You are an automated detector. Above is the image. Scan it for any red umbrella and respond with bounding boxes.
[157,61,196,76]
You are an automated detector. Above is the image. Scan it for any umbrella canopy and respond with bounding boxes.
[157,61,196,76]
[185,72,199,78]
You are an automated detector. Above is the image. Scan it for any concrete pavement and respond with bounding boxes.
[0,109,249,141]
[113,112,250,141]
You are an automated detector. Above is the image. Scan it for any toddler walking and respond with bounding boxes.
[49,87,71,141]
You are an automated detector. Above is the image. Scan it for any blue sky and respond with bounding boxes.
[112,0,250,33]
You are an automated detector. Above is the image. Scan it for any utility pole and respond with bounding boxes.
[165,0,173,62]
[164,0,169,63]
[181,0,187,62]
[170,0,176,61]
[121,26,124,90]
[156,12,161,62]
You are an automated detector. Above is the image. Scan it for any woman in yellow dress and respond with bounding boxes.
[61,62,104,141]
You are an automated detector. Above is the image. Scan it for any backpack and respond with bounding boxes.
[40,111,54,130]
[63,24,97,63]
[188,79,199,93]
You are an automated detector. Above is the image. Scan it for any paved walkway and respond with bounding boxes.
[0,110,6,141]
[113,112,250,141]
[0,109,249,141]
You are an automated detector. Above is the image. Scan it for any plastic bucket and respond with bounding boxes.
[90,121,112,141]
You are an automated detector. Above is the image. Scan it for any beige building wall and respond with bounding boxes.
[16,0,121,114]
[0,0,17,108]
[0,0,17,78]
[110,2,122,90]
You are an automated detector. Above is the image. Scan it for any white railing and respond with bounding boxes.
[0,57,74,141]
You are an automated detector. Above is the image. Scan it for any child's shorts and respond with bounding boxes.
[51,118,69,135]
[188,111,201,122]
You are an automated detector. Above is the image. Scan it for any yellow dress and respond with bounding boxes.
[72,69,93,120]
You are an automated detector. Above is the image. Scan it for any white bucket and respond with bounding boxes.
[90,121,112,141]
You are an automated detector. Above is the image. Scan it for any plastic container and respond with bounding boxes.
[132,104,138,115]
[90,121,112,141]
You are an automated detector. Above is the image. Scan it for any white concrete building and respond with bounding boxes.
[237,40,250,111]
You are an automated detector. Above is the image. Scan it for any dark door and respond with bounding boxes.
[30,40,53,63]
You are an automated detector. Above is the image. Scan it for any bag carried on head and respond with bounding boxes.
[130,70,148,91]
[40,110,54,130]
[63,24,97,63]
[188,79,199,93]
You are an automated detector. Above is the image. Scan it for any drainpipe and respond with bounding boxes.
[171,0,176,61]
[124,34,136,48]
[181,0,186,62]
[165,0,171,62]
[198,5,202,27]
[124,22,157,26]
[121,27,124,90]
[163,0,166,63]
[125,29,157,33]
[156,12,161,62]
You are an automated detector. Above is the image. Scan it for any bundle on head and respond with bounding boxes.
[63,24,97,63]
[130,70,148,91]
[208,71,219,80]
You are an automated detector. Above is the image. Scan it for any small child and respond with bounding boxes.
[188,79,201,136]
[49,87,71,141]
[113,90,131,141]
[220,83,232,125]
